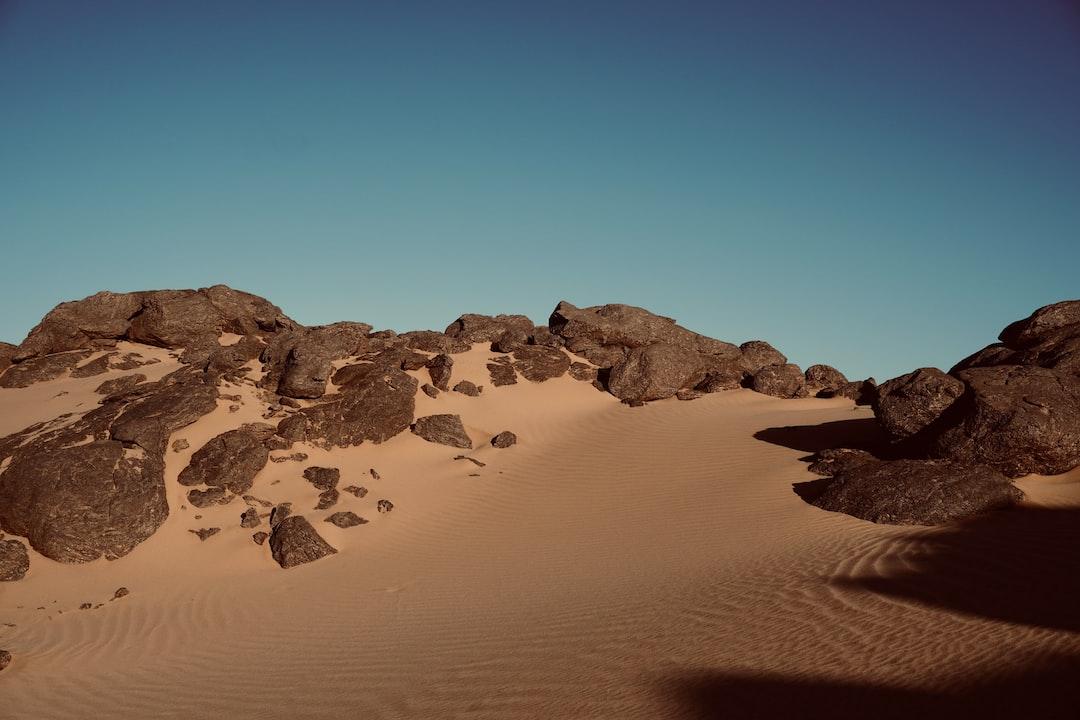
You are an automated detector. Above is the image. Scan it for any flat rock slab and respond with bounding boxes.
[269,515,337,568]
[412,414,472,449]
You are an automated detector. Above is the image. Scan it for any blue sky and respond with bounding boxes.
[2,0,1078,380]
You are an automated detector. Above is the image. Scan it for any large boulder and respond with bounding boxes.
[0,539,30,581]
[750,364,806,399]
[928,365,1080,477]
[260,322,372,399]
[177,428,269,494]
[999,300,1080,350]
[412,414,472,448]
[739,341,786,374]
[277,365,417,448]
[950,343,1017,373]
[812,458,1022,525]
[269,515,337,568]
[444,314,534,345]
[426,353,454,391]
[607,343,704,402]
[872,368,964,441]
[511,345,570,382]
[804,364,848,395]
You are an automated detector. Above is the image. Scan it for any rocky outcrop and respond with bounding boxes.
[511,345,570,382]
[261,322,373,399]
[426,353,454,391]
[0,350,92,388]
[0,539,29,581]
[412,414,472,448]
[750,364,806,399]
[444,314,534,346]
[269,515,337,568]
[739,341,786,374]
[873,368,964,441]
[177,428,269,495]
[608,344,705,402]
[804,364,847,395]
[811,458,1022,525]
[0,342,15,375]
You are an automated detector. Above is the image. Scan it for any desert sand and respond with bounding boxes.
[2,343,1078,719]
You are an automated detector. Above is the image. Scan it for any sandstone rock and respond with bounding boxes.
[177,428,269,495]
[269,515,337,568]
[453,380,481,396]
[302,466,340,491]
[187,487,229,508]
[528,326,564,348]
[326,511,368,528]
[277,345,333,399]
[487,361,517,386]
[873,368,964,441]
[511,345,570,382]
[426,353,454,391]
[739,341,786,374]
[260,322,372,398]
[750,364,806,399]
[694,358,747,393]
[377,499,394,514]
[812,458,1022,525]
[608,343,704,402]
[491,431,517,448]
[0,539,29,581]
[240,508,261,528]
[928,365,1080,477]
[109,378,219,451]
[412,414,472,448]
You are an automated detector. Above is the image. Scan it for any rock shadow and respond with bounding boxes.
[752,418,888,455]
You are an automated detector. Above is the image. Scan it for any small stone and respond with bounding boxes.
[377,499,394,514]
[80,602,93,610]
[491,431,517,448]
[369,468,380,480]
[187,487,229,508]
[252,531,269,546]
[342,485,368,498]
[269,515,337,568]
[421,383,440,398]
[0,650,11,671]
[171,439,190,452]
[452,380,481,396]
[190,528,220,541]
[112,587,129,600]
[315,488,339,510]
[326,511,368,528]
[279,396,302,408]
[303,466,340,491]
[229,404,241,413]
[240,508,261,528]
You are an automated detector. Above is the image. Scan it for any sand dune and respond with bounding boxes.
[3,345,1078,718]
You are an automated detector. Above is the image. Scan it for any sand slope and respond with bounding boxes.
[2,347,1079,719]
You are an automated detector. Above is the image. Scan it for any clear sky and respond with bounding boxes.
[2,1,1078,380]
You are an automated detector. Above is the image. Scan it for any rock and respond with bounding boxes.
[873,368,965,441]
[453,380,481,396]
[302,466,340,491]
[276,366,417,448]
[694,358,748,393]
[0,539,30,581]
[490,334,523,353]
[369,468,380,480]
[277,345,333,399]
[491,431,517,448]
[270,503,292,527]
[950,343,1017,373]
[264,435,292,451]
[326,511,368,528]
[269,515,337,568]
[177,428,269,495]
[444,313,534,345]
[421,383,440,398]
[806,448,877,476]
[269,451,308,463]
[676,388,704,401]
[804,364,848,393]
[528,326,564,348]
[454,455,486,467]
[242,494,274,508]
[812,458,1022,525]
[999,300,1080,350]
[548,301,740,369]
[70,354,112,378]
[820,378,878,405]
[279,396,302,409]
[240,508,261,528]
[342,485,368,498]
[187,487,229,508]
[113,587,129,600]
[190,528,220,541]
[252,531,269,545]
[568,362,598,382]
[426,353,454,391]
[487,361,517,386]
[750,364,806,399]
[94,373,147,396]
[739,341,786,374]
[412,414,472,448]
[109,378,219,451]
[0,350,92,388]
[377,499,394,513]
[0,650,11,671]
[511,345,570,382]
[927,365,1080,477]
[315,489,339,510]
[400,330,471,354]
[171,438,190,452]
[607,343,705,402]
[260,322,372,398]
[0,342,15,376]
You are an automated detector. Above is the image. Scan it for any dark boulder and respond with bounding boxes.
[607,343,704,402]
[190,527,221,541]
[739,341,786,374]
[12,291,145,361]
[0,342,17,375]
[444,313,534,345]
[819,378,878,405]
[326,511,367,528]
[0,539,30,581]
[750,364,806,399]
[187,487,229,508]
[928,365,1080,477]
[109,378,219,452]
[412,414,472,448]
[453,380,481,396]
[426,353,454,391]
[303,466,340,491]
[377,499,394,513]
[873,368,964,441]
[421,383,440,398]
[950,343,1017,373]
[487,361,517,386]
[511,345,570,382]
[277,345,333,399]
[694,357,747,393]
[804,364,848,394]
[0,350,92,388]
[270,503,292,528]
[568,362,598,382]
[70,354,112,378]
[491,431,517,448]
[177,428,269,495]
[806,448,877,476]
[252,531,269,545]
[343,485,368,498]
[0,650,11,671]
[269,515,337,568]
[999,300,1080,350]
[812,458,1022,525]
[262,322,372,399]
[400,330,470,355]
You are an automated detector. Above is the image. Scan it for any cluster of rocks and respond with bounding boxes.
[805,300,1080,525]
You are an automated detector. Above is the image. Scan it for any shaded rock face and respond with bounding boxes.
[751,364,806,399]
[277,366,417,448]
[12,286,296,364]
[269,515,337,568]
[427,354,454,391]
[0,539,30,581]
[549,301,740,369]
[999,300,1080,350]
[511,345,570,382]
[177,428,269,495]
[806,448,877,477]
[819,378,878,406]
[261,322,373,399]
[444,314,534,345]
[928,365,1080,477]
[873,368,965,441]
[695,358,747,393]
[811,459,1022,525]
[608,343,705,402]
[0,372,218,563]
[739,341,786,374]
[804,364,848,394]
[412,414,472,448]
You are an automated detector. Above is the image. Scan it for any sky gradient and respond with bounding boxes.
[2,1,1078,380]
